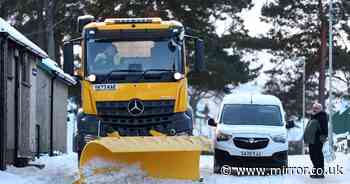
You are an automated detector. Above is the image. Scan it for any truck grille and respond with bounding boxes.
[233,137,269,150]
[96,100,175,117]
[100,114,173,126]
[99,114,175,136]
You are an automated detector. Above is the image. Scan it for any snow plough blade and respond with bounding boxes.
[74,131,211,183]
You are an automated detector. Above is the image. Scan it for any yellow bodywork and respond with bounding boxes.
[81,79,188,115]
[74,132,211,183]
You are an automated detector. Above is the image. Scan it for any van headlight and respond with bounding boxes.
[272,134,287,143]
[216,132,232,141]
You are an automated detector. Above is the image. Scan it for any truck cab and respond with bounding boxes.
[63,17,204,156]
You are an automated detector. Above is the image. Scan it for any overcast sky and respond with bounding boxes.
[215,0,271,37]
[214,0,274,90]
[214,0,347,94]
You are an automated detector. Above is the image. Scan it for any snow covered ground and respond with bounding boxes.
[0,154,78,184]
[1,152,349,184]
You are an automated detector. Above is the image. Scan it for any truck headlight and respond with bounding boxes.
[84,134,98,143]
[216,132,232,141]
[176,132,190,136]
[173,72,184,80]
[78,115,99,134]
[272,134,287,143]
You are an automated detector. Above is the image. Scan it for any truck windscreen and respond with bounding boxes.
[86,39,182,81]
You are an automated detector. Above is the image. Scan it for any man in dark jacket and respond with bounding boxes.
[305,103,328,178]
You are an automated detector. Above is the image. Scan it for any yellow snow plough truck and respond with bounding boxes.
[63,16,211,183]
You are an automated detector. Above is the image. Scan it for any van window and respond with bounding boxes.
[221,104,283,126]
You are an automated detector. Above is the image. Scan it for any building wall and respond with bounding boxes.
[17,52,37,157]
[4,40,42,163]
[36,69,51,153]
[1,36,70,168]
[53,80,68,153]
[36,69,69,154]
[0,35,8,170]
[5,43,16,162]
[28,57,38,156]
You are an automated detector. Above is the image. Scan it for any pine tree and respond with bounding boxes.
[1,0,261,116]
[257,0,350,116]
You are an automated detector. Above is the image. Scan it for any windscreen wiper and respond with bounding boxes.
[102,69,143,82]
[133,69,174,82]
[143,69,174,75]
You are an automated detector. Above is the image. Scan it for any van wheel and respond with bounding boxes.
[213,152,222,174]
[77,149,82,166]
[213,161,221,174]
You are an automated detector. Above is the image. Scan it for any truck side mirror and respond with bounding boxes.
[286,120,295,129]
[208,118,217,127]
[63,42,74,76]
[194,39,205,72]
[77,15,95,33]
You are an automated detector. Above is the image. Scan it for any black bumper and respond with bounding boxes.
[75,112,193,152]
[214,148,288,168]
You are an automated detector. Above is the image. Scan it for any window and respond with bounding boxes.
[7,44,15,78]
[221,104,283,126]
[21,52,30,83]
[86,39,182,75]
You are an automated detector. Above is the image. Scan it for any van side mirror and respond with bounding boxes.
[63,42,74,76]
[286,120,295,129]
[194,39,205,72]
[208,118,217,127]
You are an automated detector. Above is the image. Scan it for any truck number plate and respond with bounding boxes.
[93,84,117,91]
[240,151,262,157]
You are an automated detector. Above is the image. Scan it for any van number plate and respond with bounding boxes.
[241,151,262,157]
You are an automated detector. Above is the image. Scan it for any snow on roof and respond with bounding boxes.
[223,93,282,107]
[39,58,77,86]
[0,17,47,58]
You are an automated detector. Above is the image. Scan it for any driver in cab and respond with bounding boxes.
[93,45,122,71]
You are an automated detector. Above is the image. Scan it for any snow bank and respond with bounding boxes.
[0,171,27,184]
[81,158,198,184]
[82,159,147,184]
[1,153,350,184]
[202,153,350,184]
[5,154,78,184]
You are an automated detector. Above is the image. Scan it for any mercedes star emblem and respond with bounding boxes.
[127,99,144,116]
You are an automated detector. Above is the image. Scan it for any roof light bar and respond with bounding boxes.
[104,18,162,24]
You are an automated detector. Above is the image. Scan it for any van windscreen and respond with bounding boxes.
[221,104,283,126]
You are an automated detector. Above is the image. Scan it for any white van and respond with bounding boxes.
[208,94,294,173]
